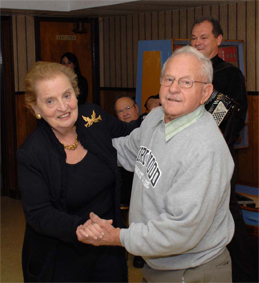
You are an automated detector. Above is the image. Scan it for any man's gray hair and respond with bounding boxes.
[161,45,213,83]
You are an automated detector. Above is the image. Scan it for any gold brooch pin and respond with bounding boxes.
[82,110,102,128]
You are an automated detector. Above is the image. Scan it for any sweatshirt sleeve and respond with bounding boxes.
[17,149,86,245]
[112,127,141,171]
[119,146,233,257]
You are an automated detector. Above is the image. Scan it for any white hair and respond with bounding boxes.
[161,45,213,83]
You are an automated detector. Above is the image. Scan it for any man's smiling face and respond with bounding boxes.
[190,20,222,59]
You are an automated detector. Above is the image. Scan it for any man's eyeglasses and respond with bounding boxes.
[160,76,208,89]
[116,104,136,115]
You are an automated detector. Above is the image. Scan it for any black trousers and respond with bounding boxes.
[52,243,128,282]
[227,146,256,282]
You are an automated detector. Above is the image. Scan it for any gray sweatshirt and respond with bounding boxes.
[112,106,235,270]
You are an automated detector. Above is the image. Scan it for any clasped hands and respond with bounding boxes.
[76,212,121,246]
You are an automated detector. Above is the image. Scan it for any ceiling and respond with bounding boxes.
[0,0,248,18]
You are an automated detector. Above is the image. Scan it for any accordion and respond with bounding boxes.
[205,89,240,145]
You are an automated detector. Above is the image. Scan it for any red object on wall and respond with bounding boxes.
[218,46,238,66]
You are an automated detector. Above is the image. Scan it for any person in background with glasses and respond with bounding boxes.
[77,46,235,283]
[114,96,145,269]
[114,96,140,123]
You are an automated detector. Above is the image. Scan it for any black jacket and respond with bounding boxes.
[211,55,248,146]
[17,103,139,282]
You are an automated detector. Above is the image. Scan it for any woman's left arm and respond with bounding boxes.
[17,149,87,244]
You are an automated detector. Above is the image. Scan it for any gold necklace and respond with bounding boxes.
[61,133,79,150]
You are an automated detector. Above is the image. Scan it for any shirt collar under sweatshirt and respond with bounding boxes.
[154,105,206,142]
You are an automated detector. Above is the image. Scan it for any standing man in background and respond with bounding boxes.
[114,96,145,269]
[191,16,254,282]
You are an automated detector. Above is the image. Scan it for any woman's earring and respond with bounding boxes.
[36,113,42,119]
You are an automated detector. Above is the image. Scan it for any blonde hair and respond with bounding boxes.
[24,61,79,115]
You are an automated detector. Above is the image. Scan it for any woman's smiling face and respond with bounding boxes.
[32,73,78,133]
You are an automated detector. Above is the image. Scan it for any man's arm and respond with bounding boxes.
[112,125,141,171]
[77,147,233,257]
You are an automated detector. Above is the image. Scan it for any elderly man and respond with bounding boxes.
[114,96,140,123]
[77,46,235,282]
[190,17,253,283]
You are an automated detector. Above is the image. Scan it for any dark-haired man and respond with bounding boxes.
[144,94,161,113]
[191,16,254,283]
[190,17,247,145]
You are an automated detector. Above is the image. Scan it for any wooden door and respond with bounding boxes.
[37,19,93,102]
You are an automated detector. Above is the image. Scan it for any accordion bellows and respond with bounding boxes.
[205,89,240,126]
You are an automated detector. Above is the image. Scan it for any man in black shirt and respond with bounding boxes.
[191,17,254,282]
[114,96,145,268]
[114,96,141,207]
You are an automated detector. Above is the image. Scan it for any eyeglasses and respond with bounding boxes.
[116,104,136,115]
[160,76,208,89]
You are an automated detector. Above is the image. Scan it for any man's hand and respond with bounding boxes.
[76,212,121,246]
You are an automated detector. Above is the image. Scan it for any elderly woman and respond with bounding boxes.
[17,61,138,282]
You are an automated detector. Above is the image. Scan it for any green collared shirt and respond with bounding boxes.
[155,105,206,142]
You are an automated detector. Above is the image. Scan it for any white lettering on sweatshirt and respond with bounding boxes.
[136,146,161,188]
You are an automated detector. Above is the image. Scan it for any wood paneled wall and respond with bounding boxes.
[98,0,259,188]
[99,0,258,92]
[10,0,258,187]
[12,15,36,92]
[237,94,259,187]
[12,1,258,92]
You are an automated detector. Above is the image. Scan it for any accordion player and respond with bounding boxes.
[205,89,240,146]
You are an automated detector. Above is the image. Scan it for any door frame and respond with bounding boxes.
[1,16,19,198]
[34,17,100,105]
